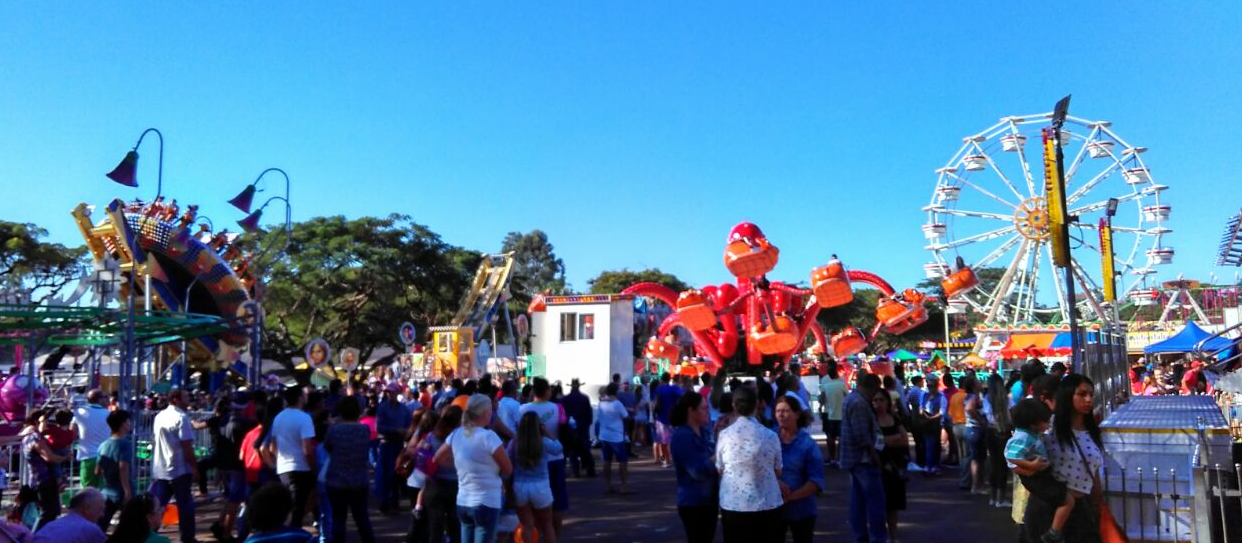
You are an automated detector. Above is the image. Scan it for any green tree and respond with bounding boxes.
[0,220,87,303]
[501,230,567,307]
[257,215,478,371]
[587,268,690,295]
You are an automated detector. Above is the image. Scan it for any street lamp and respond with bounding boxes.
[1101,197,1119,304]
[105,128,164,200]
[105,128,168,411]
[228,168,293,385]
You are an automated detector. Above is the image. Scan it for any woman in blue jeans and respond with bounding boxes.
[435,394,513,543]
[961,375,988,494]
[323,396,377,543]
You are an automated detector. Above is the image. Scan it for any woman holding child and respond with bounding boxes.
[1017,374,1104,543]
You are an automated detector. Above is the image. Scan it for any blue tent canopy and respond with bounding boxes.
[1142,322,1233,355]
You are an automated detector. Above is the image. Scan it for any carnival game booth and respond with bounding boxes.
[530,294,635,403]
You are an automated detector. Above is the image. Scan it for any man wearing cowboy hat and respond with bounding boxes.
[563,378,596,478]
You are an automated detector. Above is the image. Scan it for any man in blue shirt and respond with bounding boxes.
[375,383,411,513]
[30,489,106,543]
[614,375,638,456]
[905,375,928,471]
[839,373,887,543]
[652,372,683,468]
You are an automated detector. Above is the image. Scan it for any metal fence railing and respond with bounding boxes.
[1101,420,1241,543]
[2,409,214,510]
[1081,324,1130,415]
[1102,461,1241,543]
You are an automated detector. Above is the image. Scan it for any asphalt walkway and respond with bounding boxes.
[170,446,1020,543]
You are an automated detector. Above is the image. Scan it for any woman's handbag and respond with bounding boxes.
[1098,501,1128,543]
[1074,437,1129,543]
[394,446,416,479]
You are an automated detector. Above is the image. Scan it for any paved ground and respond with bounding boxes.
[166,443,1021,543]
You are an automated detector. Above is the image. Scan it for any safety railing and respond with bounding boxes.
[1193,319,1242,372]
[2,409,214,509]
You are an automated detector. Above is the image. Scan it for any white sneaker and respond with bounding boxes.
[988,499,995,506]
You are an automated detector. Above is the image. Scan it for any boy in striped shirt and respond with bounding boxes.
[1005,398,1075,543]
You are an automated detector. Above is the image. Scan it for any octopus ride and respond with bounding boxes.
[624,222,929,377]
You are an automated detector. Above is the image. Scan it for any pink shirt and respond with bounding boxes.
[359,415,378,440]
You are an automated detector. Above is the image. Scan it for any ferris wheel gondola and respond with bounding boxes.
[925,112,1172,325]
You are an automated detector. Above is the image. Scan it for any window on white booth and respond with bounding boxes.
[578,314,595,340]
[560,313,577,342]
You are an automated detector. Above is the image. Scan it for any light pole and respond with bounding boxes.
[228,168,293,385]
[1100,197,1121,399]
[179,276,201,388]
[105,128,166,411]
[1046,97,1081,371]
[943,299,953,365]
[1101,198,1120,307]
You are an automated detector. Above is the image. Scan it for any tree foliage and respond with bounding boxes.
[501,230,567,306]
[587,268,690,295]
[0,221,86,303]
[258,215,479,371]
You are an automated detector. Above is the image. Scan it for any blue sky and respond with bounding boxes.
[2,3,1239,298]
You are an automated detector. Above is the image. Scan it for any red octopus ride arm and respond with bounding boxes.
[622,282,679,308]
[847,270,900,341]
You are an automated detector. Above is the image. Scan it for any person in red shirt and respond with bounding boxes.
[1181,361,1207,395]
[43,409,77,487]
[418,383,433,411]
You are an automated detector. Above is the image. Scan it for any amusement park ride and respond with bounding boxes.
[923,108,1176,359]
[0,129,284,423]
[625,221,927,376]
[70,198,255,366]
[426,252,518,380]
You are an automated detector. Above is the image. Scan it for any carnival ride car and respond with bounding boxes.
[624,222,926,376]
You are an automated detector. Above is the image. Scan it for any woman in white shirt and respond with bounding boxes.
[434,394,513,543]
[1027,375,1105,543]
[714,385,783,543]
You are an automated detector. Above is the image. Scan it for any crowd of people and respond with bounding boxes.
[657,355,1117,543]
[0,351,1137,543]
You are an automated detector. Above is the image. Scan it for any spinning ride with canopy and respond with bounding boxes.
[624,222,927,375]
[72,197,256,368]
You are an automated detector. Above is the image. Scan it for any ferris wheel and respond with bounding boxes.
[924,111,1172,325]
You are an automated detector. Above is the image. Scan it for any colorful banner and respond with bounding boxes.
[1125,329,1177,353]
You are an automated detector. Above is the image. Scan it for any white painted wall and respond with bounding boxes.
[531,299,634,403]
